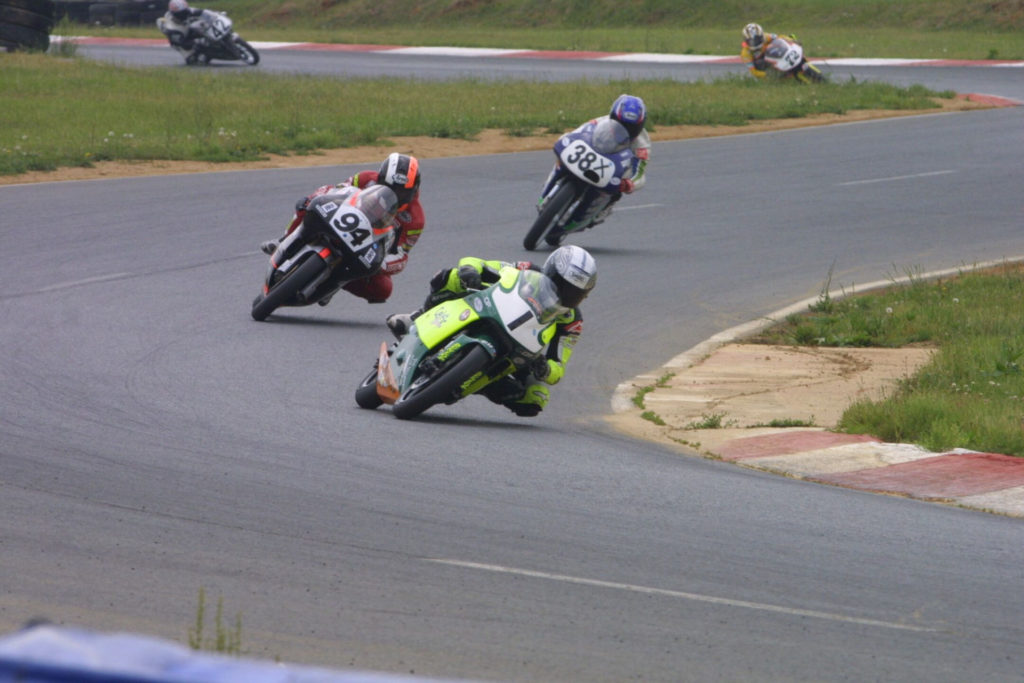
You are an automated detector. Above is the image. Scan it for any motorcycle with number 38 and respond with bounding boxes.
[523,118,634,251]
[250,185,399,321]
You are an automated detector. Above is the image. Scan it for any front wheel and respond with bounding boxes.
[524,181,577,251]
[392,345,491,420]
[355,368,383,409]
[250,254,326,321]
[234,37,259,65]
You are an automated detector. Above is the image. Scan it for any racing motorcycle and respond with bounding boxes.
[762,35,825,83]
[355,267,565,419]
[250,185,398,321]
[523,118,634,251]
[157,9,259,66]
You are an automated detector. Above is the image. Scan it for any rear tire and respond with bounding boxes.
[355,368,383,409]
[250,254,326,321]
[392,345,490,420]
[524,181,577,251]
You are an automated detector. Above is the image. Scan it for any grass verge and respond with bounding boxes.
[748,263,1024,457]
[0,52,950,176]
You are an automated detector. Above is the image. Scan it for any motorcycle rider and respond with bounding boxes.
[539,94,650,228]
[161,0,208,65]
[259,153,424,305]
[741,22,824,82]
[385,245,597,417]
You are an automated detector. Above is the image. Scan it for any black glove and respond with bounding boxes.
[295,196,311,213]
[457,264,482,291]
[531,357,551,381]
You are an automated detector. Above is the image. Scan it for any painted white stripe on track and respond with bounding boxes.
[615,203,662,211]
[837,170,956,186]
[428,559,940,632]
[384,46,524,57]
[38,273,133,292]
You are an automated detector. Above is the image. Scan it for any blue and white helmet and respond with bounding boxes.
[168,0,190,21]
[609,94,647,140]
[542,245,597,309]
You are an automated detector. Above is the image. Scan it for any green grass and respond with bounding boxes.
[748,264,1024,457]
[0,52,951,175]
[188,587,243,655]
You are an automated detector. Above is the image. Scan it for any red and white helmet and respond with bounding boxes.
[377,153,421,208]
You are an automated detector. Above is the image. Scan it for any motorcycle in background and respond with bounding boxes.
[763,35,825,83]
[251,185,398,321]
[157,9,259,66]
[355,267,566,419]
[523,118,635,251]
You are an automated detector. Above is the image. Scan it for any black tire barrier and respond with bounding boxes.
[54,0,90,22]
[86,1,114,25]
[0,3,55,31]
[0,0,55,15]
[0,21,49,49]
[53,0,167,25]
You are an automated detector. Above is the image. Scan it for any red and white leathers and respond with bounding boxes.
[280,170,425,304]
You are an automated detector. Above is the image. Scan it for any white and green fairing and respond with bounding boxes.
[389,268,563,393]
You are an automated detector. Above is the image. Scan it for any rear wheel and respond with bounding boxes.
[355,368,383,409]
[250,254,326,321]
[799,61,826,83]
[392,345,490,420]
[524,181,577,251]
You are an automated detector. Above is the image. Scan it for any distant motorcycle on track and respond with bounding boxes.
[157,9,259,66]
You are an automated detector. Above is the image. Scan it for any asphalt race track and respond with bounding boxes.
[2,45,1023,682]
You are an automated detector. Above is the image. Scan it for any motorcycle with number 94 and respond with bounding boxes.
[250,185,399,321]
[523,118,635,251]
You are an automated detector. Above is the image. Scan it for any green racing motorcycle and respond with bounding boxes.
[355,267,564,420]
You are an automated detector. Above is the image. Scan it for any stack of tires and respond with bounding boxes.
[0,0,55,51]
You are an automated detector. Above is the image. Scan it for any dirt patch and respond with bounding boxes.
[0,97,988,186]
[606,344,936,456]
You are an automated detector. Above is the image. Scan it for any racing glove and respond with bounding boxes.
[619,178,635,194]
[381,251,408,275]
[457,264,482,291]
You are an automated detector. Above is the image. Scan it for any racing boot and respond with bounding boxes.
[259,238,280,255]
[386,311,420,339]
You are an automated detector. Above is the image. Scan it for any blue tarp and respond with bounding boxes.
[0,625,464,683]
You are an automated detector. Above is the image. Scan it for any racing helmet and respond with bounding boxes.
[377,153,421,208]
[168,0,191,22]
[743,23,765,51]
[542,245,597,309]
[353,184,400,231]
[609,94,647,140]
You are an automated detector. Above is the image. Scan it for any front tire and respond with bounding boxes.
[392,345,490,420]
[250,254,326,321]
[355,368,383,409]
[524,181,577,251]
[234,37,259,65]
